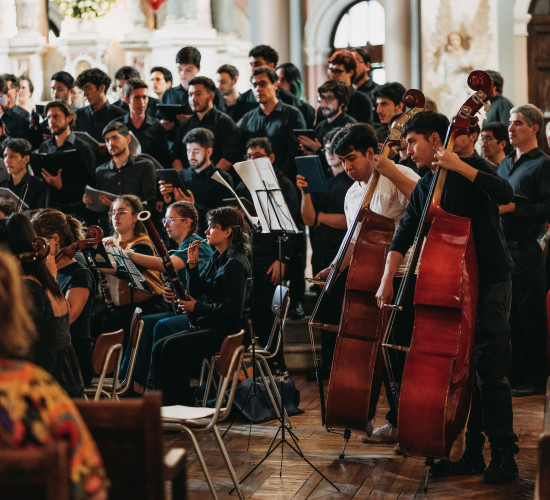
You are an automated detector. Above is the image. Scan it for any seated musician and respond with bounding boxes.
[91,195,166,339]
[152,207,251,406]
[123,201,213,395]
[375,111,518,484]
[311,123,419,422]
[31,208,96,385]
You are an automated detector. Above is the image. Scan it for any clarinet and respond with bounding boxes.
[137,211,195,325]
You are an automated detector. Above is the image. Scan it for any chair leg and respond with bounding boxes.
[183,426,219,499]
[213,425,245,500]
[201,357,218,407]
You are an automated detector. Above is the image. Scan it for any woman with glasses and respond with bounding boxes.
[91,194,165,340]
[123,201,213,395]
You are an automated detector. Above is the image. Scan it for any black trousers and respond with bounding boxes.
[508,241,547,386]
[152,327,229,406]
[468,279,516,447]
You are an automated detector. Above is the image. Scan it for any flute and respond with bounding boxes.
[180,239,207,253]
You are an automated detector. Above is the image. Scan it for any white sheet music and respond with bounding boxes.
[233,158,298,234]
[210,170,260,230]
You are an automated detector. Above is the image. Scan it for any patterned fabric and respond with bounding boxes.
[0,359,108,500]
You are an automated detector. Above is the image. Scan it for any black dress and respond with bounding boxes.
[25,279,84,398]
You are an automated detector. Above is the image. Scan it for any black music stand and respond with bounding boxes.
[230,160,339,492]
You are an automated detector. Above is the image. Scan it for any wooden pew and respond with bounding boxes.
[76,392,186,500]
[536,377,550,499]
[0,442,70,500]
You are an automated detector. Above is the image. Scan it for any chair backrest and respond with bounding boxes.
[213,330,245,424]
[0,442,70,500]
[129,307,143,348]
[117,314,144,395]
[92,329,124,375]
[75,393,164,500]
[263,285,290,353]
[128,131,142,155]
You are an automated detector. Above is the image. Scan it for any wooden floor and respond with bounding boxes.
[164,375,543,499]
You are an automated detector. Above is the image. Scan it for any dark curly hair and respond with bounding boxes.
[206,207,250,255]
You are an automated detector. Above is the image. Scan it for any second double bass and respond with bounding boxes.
[379,71,517,479]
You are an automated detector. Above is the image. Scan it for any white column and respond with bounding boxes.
[211,0,235,34]
[384,0,412,87]
[252,0,290,63]
[10,0,46,99]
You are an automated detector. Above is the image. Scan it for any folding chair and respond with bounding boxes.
[84,329,124,400]
[93,307,143,398]
[161,330,246,500]
[0,442,69,500]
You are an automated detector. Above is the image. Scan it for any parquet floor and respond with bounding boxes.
[164,375,543,499]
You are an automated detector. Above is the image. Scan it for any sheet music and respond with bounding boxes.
[210,170,261,229]
[108,246,151,294]
[233,158,298,234]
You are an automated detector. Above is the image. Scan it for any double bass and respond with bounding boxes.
[383,71,493,466]
[308,90,425,455]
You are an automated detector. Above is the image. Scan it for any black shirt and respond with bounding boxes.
[57,260,95,340]
[75,101,126,141]
[497,147,550,242]
[189,248,251,333]
[231,87,300,123]
[0,171,48,209]
[391,155,514,285]
[178,164,233,234]
[95,154,157,209]
[119,113,171,168]
[309,170,354,273]
[239,100,306,179]
[314,112,357,142]
[173,107,241,168]
[38,132,96,208]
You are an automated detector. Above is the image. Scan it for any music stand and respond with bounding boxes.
[231,158,339,492]
[211,171,288,439]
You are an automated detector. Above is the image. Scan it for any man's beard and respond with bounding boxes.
[190,157,206,170]
[321,107,339,120]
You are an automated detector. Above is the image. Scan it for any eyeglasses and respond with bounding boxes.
[245,153,268,160]
[327,67,345,75]
[317,94,335,103]
[480,136,497,144]
[162,217,188,225]
[109,210,130,217]
[251,80,270,89]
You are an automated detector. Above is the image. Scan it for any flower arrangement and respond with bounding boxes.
[55,0,114,19]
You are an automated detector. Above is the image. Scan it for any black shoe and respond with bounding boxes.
[484,445,518,484]
[511,384,545,397]
[431,449,486,477]
[289,301,305,319]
